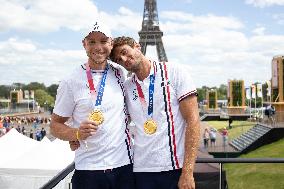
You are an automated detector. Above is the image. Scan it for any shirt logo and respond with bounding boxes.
[132,89,138,101]
[161,80,171,87]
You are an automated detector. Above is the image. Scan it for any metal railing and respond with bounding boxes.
[40,163,75,189]
[41,158,284,189]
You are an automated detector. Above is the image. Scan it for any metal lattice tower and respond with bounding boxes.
[138,0,168,62]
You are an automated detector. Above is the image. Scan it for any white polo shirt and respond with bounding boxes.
[53,62,132,170]
[124,61,197,172]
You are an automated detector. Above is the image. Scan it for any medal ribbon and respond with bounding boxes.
[135,61,156,119]
[85,63,109,108]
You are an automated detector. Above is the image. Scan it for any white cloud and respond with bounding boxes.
[245,0,284,7]
[252,27,266,35]
[0,1,284,88]
[0,0,100,33]
[160,12,243,33]
[154,11,284,87]
[0,38,85,86]
[102,6,141,36]
[273,13,284,25]
[0,0,142,37]
[0,38,36,54]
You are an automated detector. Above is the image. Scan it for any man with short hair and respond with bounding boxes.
[110,36,200,189]
[50,24,134,189]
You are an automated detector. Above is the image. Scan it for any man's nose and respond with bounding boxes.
[121,56,127,63]
[93,44,103,51]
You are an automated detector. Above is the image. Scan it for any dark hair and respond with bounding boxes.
[109,36,137,62]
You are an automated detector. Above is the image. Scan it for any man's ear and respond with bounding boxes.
[82,39,86,49]
[134,42,141,50]
[109,38,114,48]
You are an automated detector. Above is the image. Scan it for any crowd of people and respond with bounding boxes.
[0,115,49,140]
[0,116,50,126]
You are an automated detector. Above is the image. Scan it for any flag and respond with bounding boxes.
[266,81,271,97]
[227,80,230,98]
[245,87,251,100]
[272,60,278,88]
[257,84,262,98]
[24,90,29,99]
[30,90,34,99]
[251,85,256,99]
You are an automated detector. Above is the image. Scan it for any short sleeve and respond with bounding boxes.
[53,79,75,117]
[169,63,197,102]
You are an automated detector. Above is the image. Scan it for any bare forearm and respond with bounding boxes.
[50,122,77,141]
[50,114,77,141]
[182,119,200,176]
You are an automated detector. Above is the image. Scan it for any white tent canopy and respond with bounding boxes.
[0,129,40,166]
[0,129,74,189]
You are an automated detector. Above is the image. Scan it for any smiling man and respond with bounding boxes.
[110,36,200,189]
[50,25,134,189]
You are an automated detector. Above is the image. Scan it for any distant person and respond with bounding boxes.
[0,126,6,137]
[265,105,274,118]
[36,130,42,141]
[29,129,34,139]
[0,119,3,130]
[41,128,46,138]
[21,126,26,135]
[228,117,233,129]
[203,127,210,148]
[221,127,228,147]
[265,105,276,125]
[209,128,217,147]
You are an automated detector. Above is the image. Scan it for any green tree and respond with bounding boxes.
[47,84,59,98]
[34,89,55,108]
[197,85,228,103]
[217,84,227,100]
[262,82,269,102]
[26,82,46,91]
[208,90,217,108]
[11,83,26,90]
[0,85,10,98]
[232,81,243,106]
[197,85,209,102]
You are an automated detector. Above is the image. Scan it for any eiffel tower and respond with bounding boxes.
[138,0,168,62]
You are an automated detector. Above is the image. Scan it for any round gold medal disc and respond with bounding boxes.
[89,110,104,125]
[144,119,157,135]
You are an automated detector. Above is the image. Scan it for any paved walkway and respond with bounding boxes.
[200,121,237,153]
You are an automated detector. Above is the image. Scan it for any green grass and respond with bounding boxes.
[205,121,255,140]
[224,139,284,189]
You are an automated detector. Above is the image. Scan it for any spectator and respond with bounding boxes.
[228,117,233,129]
[36,130,42,141]
[29,129,34,139]
[221,127,228,147]
[265,105,275,118]
[41,128,46,138]
[209,128,217,147]
[21,126,26,135]
[203,127,210,148]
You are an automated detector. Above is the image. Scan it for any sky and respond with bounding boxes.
[0,0,284,88]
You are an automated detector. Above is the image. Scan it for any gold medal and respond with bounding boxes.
[144,119,157,135]
[89,110,104,125]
